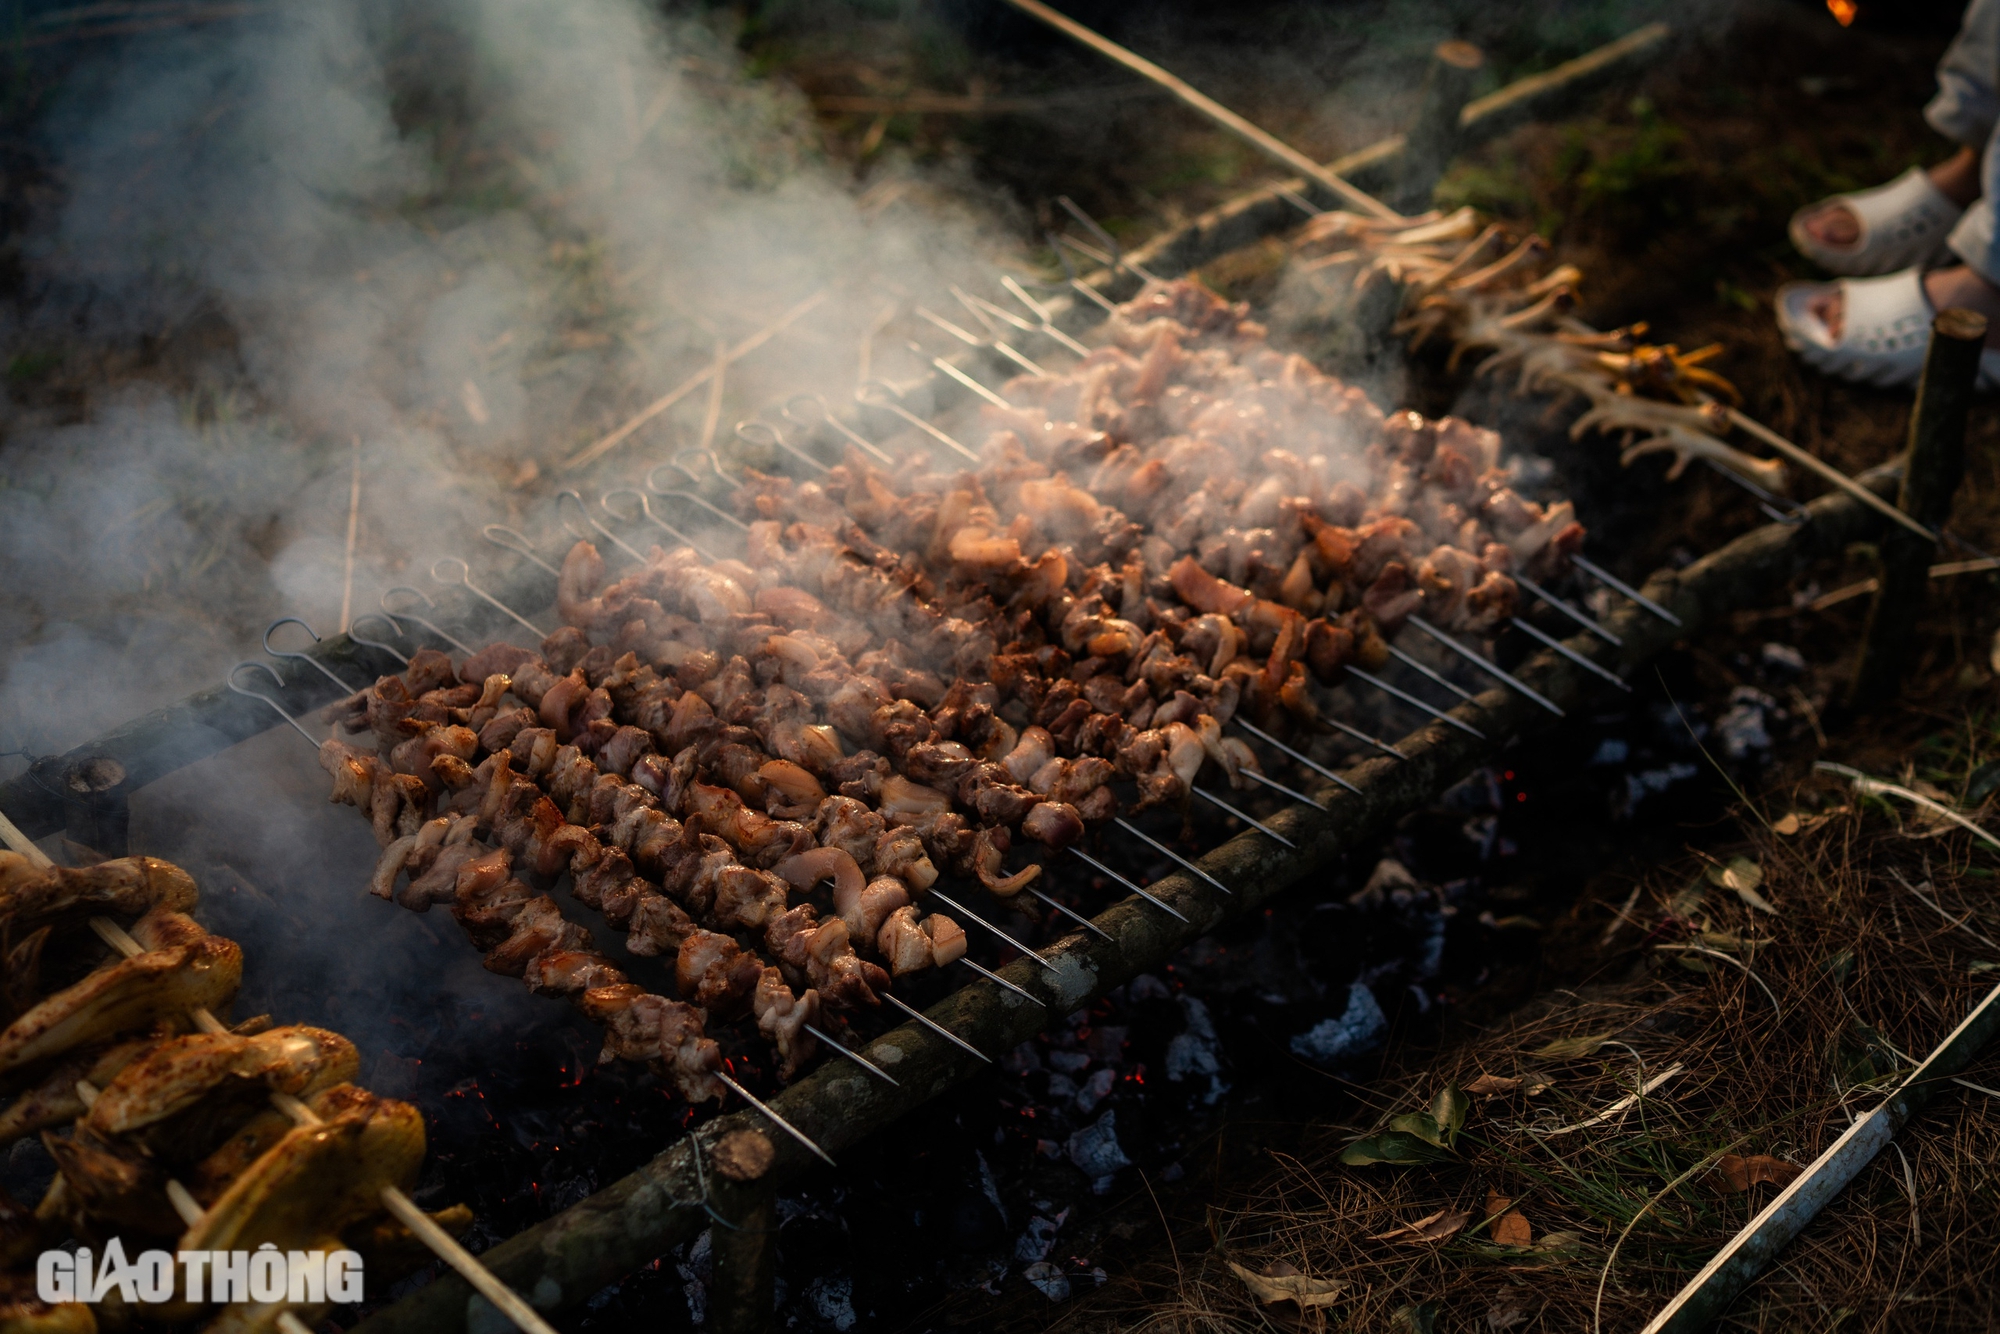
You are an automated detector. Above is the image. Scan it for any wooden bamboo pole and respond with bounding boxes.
[1848,307,1983,703]
[997,0,1403,220]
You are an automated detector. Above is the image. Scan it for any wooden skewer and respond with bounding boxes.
[1725,408,1938,546]
[561,290,825,472]
[0,809,560,1334]
[998,0,1401,222]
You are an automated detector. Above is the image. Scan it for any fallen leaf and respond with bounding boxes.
[1432,1084,1469,1144]
[1522,1073,1557,1095]
[1369,1206,1473,1244]
[1391,1302,1440,1334]
[1226,1259,1347,1308]
[1486,1303,1529,1330]
[1717,1154,1804,1192]
[1709,856,1778,914]
[1465,1074,1521,1097]
[1530,1230,1586,1255]
[1484,1190,1533,1248]
[1493,1212,1533,1248]
[1339,1131,1449,1166]
[1772,812,1801,836]
[1532,1032,1612,1060]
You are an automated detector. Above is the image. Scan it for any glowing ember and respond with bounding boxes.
[1827,0,1858,26]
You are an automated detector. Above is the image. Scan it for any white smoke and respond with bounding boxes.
[1,0,1020,769]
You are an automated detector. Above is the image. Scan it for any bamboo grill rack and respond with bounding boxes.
[0,23,1879,1329]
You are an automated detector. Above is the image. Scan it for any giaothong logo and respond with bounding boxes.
[37,1240,365,1304]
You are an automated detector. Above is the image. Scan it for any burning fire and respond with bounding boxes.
[1827,0,1858,26]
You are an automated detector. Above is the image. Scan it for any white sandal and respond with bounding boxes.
[1776,268,2000,389]
[1788,166,1962,277]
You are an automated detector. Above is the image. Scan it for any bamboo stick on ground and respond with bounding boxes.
[997,0,1401,221]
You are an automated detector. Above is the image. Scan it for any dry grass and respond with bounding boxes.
[1070,779,2000,1333]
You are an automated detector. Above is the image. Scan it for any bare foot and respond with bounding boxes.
[1796,146,1982,249]
[1807,263,2000,347]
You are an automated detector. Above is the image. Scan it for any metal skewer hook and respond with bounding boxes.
[855,381,980,463]
[346,612,410,665]
[432,557,546,637]
[603,488,720,561]
[735,419,829,476]
[645,462,752,533]
[783,393,895,466]
[557,488,645,564]
[226,662,320,748]
[379,588,475,656]
[482,524,561,577]
[262,618,361,694]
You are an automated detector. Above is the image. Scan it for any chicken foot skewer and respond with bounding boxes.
[0,809,560,1334]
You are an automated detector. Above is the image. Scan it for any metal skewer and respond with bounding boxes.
[804,1023,899,1086]
[1024,883,1115,939]
[347,613,411,665]
[645,462,752,532]
[1703,456,1810,526]
[557,488,646,563]
[1386,642,1479,705]
[782,393,895,466]
[1513,572,1620,645]
[1323,716,1408,760]
[432,557,546,637]
[1405,614,1564,717]
[855,381,980,462]
[920,303,1048,378]
[882,992,990,1062]
[712,1068,835,1167]
[482,524,560,577]
[926,887,1060,975]
[1506,616,1631,692]
[1573,554,1682,627]
[1057,195,1162,283]
[262,618,362,693]
[1232,717,1363,793]
[1239,767,1328,809]
[1046,234,1119,312]
[1068,846,1190,921]
[966,281,1089,357]
[1190,786,1296,850]
[603,488,721,561]
[380,587,475,655]
[1347,666,1486,739]
[226,663,321,746]
[1113,818,1232,896]
[908,340,1014,410]
[956,956,1045,1006]
[735,419,830,476]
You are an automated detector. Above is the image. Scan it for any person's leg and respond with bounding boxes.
[1798,0,1997,248]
